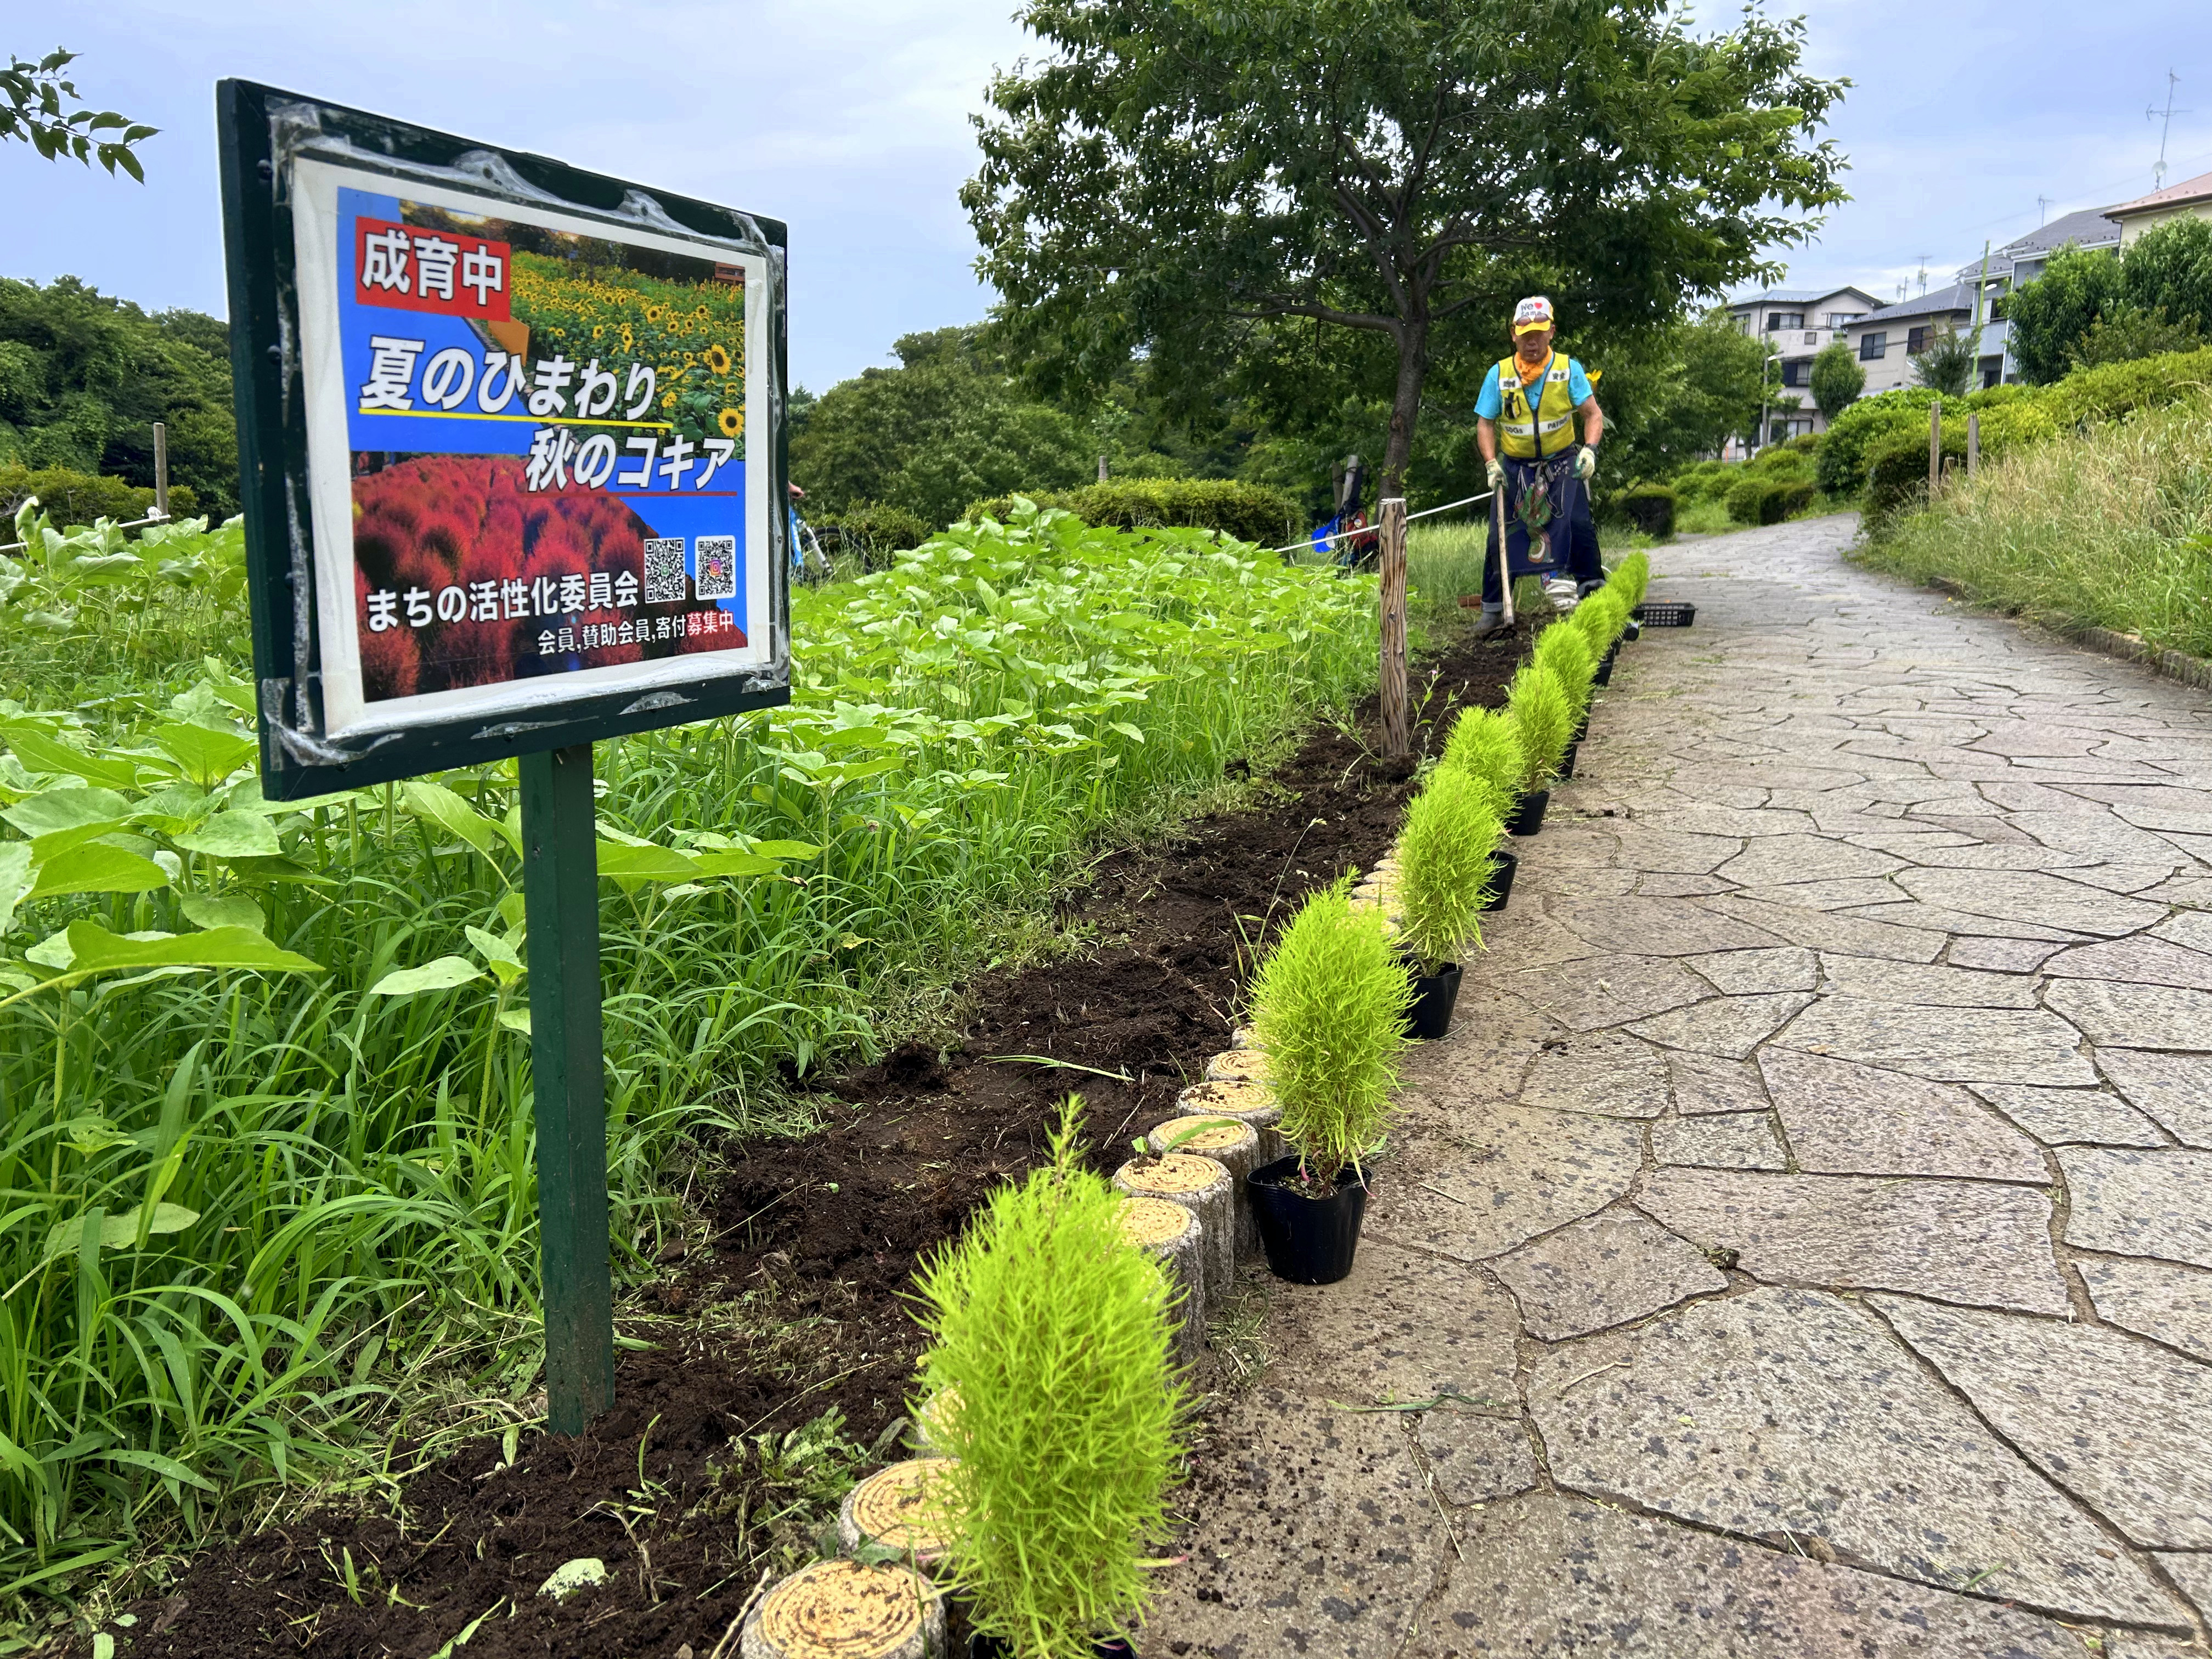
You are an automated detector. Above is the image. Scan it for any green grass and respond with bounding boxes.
[0,501,1379,1610]
[1855,388,2212,660]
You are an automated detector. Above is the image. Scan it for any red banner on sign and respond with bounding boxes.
[353,215,511,321]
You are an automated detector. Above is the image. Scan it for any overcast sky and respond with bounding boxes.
[5,0,2206,390]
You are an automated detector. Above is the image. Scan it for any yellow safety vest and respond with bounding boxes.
[1494,352,1587,459]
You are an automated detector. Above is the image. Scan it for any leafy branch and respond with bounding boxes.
[2,49,157,179]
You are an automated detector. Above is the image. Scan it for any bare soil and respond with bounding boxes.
[105,623,1519,1659]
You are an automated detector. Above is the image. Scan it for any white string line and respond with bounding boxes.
[1268,489,1495,557]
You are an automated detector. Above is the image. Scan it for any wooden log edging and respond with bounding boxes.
[740,1558,943,1659]
[1120,1195,1206,1369]
[1112,1153,1234,1310]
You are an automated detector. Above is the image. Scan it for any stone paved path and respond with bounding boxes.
[1146,515,2212,1658]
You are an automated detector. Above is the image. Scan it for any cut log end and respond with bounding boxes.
[837,1458,957,1566]
[740,1559,944,1659]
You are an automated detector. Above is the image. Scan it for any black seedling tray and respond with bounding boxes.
[1632,601,1697,628]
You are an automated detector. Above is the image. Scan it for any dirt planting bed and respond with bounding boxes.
[109,625,1517,1659]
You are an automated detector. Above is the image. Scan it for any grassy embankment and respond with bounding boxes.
[1855,388,2212,660]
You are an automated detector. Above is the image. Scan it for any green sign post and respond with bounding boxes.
[217,81,792,1431]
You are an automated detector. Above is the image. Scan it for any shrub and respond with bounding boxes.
[1248,880,1411,1181]
[1864,428,1950,523]
[1612,550,1650,607]
[1618,483,1675,538]
[1394,768,1498,975]
[0,465,200,531]
[1533,619,1596,713]
[913,1100,1186,1657]
[1775,480,1817,518]
[1573,588,1629,655]
[816,500,931,568]
[966,479,1297,548]
[1724,474,1766,524]
[1816,387,1945,495]
[2045,345,2212,428]
[1438,706,1525,816]
[1503,661,1574,790]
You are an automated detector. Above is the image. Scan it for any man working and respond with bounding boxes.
[1473,295,1605,635]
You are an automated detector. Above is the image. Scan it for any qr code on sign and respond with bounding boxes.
[641,538,688,605]
[693,535,737,601]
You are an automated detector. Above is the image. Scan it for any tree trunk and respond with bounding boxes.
[1377,320,1427,759]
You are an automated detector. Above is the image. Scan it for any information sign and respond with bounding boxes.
[218,81,792,1431]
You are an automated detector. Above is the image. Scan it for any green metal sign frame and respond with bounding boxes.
[217,80,792,1432]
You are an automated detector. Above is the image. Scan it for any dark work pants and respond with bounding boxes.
[1483,448,1604,605]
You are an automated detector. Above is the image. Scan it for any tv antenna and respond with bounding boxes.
[1916,255,1929,296]
[2148,71,2191,189]
[2036,195,2052,227]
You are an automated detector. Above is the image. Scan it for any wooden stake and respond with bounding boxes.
[153,421,170,521]
[1928,402,1942,500]
[1378,495,1409,758]
[1967,412,1980,479]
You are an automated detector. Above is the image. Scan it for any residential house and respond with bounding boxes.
[1844,284,1979,398]
[2107,168,2212,245]
[1953,207,2123,383]
[1722,285,1883,442]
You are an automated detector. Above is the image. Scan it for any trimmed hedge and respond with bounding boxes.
[1618,483,1675,538]
[1725,474,1816,526]
[966,478,1297,548]
[815,500,930,567]
[0,465,201,531]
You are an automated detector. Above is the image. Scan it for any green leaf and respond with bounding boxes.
[24,843,170,901]
[498,1007,532,1037]
[744,839,822,860]
[0,842,30,936]
[402,780,504,862]
[180,893,266,934]
[172,811,282,860]
[95,1447,217,1492]
[43,1202,200,1263]
[465,924,524,986]
[367,956,484,996]
[1,786,132,838]
[150,722,254,788]
[1108,721,1147,743]
[0,726,142,790]
[686,850,780,879]
[60,920,321,976]
[594,842,699,882]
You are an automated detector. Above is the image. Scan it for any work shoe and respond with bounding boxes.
[1470,612,1513,641]
[1543,577,1581,614]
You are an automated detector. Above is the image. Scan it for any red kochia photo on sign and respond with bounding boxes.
[353,215,511,320]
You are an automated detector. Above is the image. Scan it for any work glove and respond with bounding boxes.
[1573,448,1598,482]
[1485,458,1505,490]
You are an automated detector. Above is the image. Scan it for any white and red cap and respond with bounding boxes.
[1512,295,1555,335]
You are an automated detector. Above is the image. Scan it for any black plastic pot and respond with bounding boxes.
[1558,740,1580,779]
[1506,790,1551,836]
[1594,647,1617,686]
[1480,849,1519,911]
[1624,617,1643,641]
[1248,1155,1369,1284]
[971,1637,1135,1658]
[1403,959,1463,1040]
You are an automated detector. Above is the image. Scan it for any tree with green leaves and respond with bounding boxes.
[1809,338,1866,420]
[3,49,155,178]
[2005,242,2123,383]
[1909,324,1980,397]
[964,0,1847,506]
[965,0,1844,748]
[788,326,1091,526]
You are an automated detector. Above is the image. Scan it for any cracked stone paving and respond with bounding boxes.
[1141,514,2212,1659]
